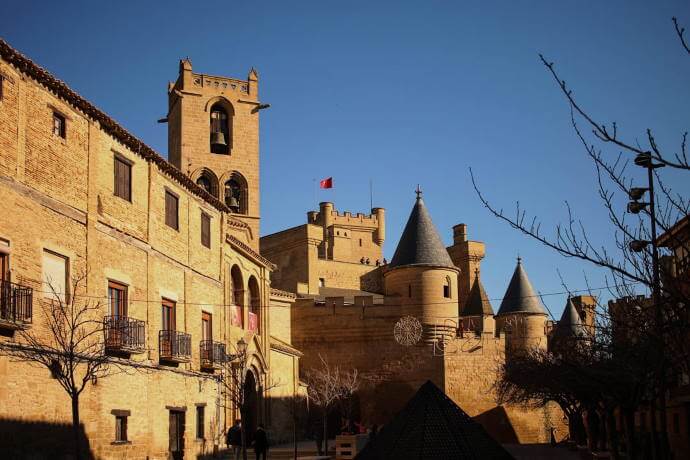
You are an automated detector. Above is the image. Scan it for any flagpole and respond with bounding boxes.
[369,179,373,211]
[313,178,316,209]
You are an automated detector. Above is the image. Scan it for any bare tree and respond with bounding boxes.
[0,269,127,460]
[473,16,690,460]
[305,355,361,454]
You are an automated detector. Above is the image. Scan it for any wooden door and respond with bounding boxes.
[169,410,185,460]
[161,299,176,357]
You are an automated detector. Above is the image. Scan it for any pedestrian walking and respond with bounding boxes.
[253,424,269,460]
[226,419,242,460]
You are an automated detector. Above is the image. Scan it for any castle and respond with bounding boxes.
[0,37,589,458]
[262,192,596,443]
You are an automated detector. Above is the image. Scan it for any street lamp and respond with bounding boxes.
[237,337,248,356]
[628,150,668,456]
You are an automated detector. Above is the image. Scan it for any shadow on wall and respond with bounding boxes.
[362,381,416,426]
[473,406,519,444]
[0,418,94,459]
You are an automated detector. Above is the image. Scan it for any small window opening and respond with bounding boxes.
[196,405,205,440]
[319,278,325,288]
[53,112,66,138]
[408,285,412,298]
[115,415,128,442]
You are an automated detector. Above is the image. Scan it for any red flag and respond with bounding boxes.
[319,177,333,189]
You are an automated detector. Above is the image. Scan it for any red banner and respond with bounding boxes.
[248,312,258,332]
[319,177,333,189]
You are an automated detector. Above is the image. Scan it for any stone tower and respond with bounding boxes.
[447,224,486,313]
[495,258,548,353]
[383,189,459,342]
[167,58,262,243]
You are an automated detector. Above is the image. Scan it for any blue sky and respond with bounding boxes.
[3,1,689,319]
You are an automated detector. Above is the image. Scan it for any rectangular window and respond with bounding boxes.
[201,312,212,342]
[196,405,205,440]
[113,156,132,202]
[108,281,128,317]
[42,249,68,302]
[115,415,128,442]
[52,112,66,138]
[201,212,211,248]
[165,191,179,230]
[162,299,176,331]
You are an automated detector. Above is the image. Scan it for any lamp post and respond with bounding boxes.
[628,151,668,459]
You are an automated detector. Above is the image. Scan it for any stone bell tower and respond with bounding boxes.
[166,58,263,240]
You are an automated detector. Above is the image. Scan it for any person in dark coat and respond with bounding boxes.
[226,420,242,460]
[253,424,268,460]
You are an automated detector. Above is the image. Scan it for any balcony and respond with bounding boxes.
[159,330,191,363]
[104,316,146,354]
[0,280,33,330]
[200,340,226,370]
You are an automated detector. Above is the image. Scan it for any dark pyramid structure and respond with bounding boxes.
[462,274,494,316]
[496,258,547,316]
[355,381,513,460]
[389,191,455,269]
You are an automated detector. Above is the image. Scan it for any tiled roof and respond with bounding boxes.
[0,38,228,213]
[389,194,455,269]
[496,258,547,316]
[355,380,513,460]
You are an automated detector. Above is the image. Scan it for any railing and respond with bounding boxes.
[0,279,33,327]
[200,340,226,369]
[159,330,192,362]
[104,316,145,353]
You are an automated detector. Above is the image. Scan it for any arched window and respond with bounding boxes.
[224,173,248,214]
[443,276,451,298]
[248,276,260,333]
[194,169,219,198]
[230,265,244,328]
[210,103,230,154]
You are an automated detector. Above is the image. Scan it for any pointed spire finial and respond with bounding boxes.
[415,184,422,200]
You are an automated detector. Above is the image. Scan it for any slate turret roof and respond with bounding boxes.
[355,380,513,460]
[496,258,547,316]
[389,191,455,269]
[462,273,494,316]
[553,297,586,339]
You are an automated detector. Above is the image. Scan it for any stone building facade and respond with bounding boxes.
[262,193,572,444]
[0,39,301,459]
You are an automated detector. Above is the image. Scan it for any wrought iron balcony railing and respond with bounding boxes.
[0,279,33,329]
[159,330,191,363]
[200,340,226,369]
[104,316,146,353]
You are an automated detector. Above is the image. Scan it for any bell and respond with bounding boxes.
[211,131,227,147]
[227,195,240,212]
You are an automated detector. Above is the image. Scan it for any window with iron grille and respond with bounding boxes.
[201,212,211,248]
[115,415,128,442]
[196,405,205,440]
[165,191,179,230]
[113,156,132,202]
[52,112,66,138]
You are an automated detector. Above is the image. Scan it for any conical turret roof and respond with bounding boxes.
[496,258,547,316]
[462,273,494,316]
[389,190,455,269]
[553,298,586,339]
